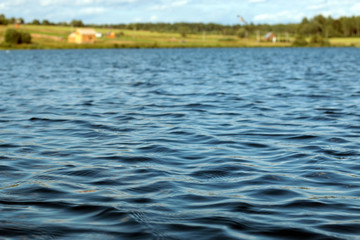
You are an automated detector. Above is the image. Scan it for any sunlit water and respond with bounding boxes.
[1,48,360,239]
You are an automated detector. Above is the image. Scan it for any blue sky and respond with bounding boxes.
[1,0,360,25]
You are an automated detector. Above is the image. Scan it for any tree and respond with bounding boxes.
[301,17,309,25]
[0,14,8,25]
[42,19,51,25]
[70,19,84,27]
[32,19,41,25]
[9,17,16,24]
[17,18,25,24]
[57,21,68,26]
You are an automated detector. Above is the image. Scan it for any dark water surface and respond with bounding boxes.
[1,48,360,239]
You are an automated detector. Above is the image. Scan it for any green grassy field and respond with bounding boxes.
[329,37,360,47]
[1,24,359,49]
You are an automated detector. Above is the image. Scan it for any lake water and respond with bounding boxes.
[1,48,360,239]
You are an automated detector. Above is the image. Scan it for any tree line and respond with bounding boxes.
[298,15,360,37]
[1,13,360,38]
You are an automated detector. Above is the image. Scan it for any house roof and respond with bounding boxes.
[264,32,275,39]
[76,28,97,35]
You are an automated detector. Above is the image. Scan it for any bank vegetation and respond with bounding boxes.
[1,14,360,49]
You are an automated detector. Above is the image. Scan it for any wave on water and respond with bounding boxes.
[1,48,360,239]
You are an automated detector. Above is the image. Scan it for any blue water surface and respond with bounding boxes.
[1,48,360,239]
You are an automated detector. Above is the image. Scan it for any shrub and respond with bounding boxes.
[4,29,31,44]
[178,27,188,38]
[20,32,31,44]
[292,35,308,47]
[218,38,236,42]
[310,34,330,46]
[223,29,236,35]
[4,29,21,44]
[237,28,247,38]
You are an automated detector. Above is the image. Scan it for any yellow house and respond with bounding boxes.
[68,28,96,44]
[107,31,116,39]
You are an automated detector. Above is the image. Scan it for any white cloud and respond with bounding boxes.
[308,3,328,10]
[319,9,347,18]
[150,0,190,11]
[0,0,358,25]
[0,3,7,10]
[150,15,159,22]
[352,3,360,12]
[253,11,303,23]
[173,0,190,7]
[76,0,95,4]
[40,0,54,6]
[150,5,167,11]
[80,7,106,14]
[10,0,27,4]
[38,0,138,7]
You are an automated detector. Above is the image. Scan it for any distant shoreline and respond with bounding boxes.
[1,25,360,50]
[1,46,358,51]
[1,43,358,50]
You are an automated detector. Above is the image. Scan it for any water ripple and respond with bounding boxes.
[1,48,360,239]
